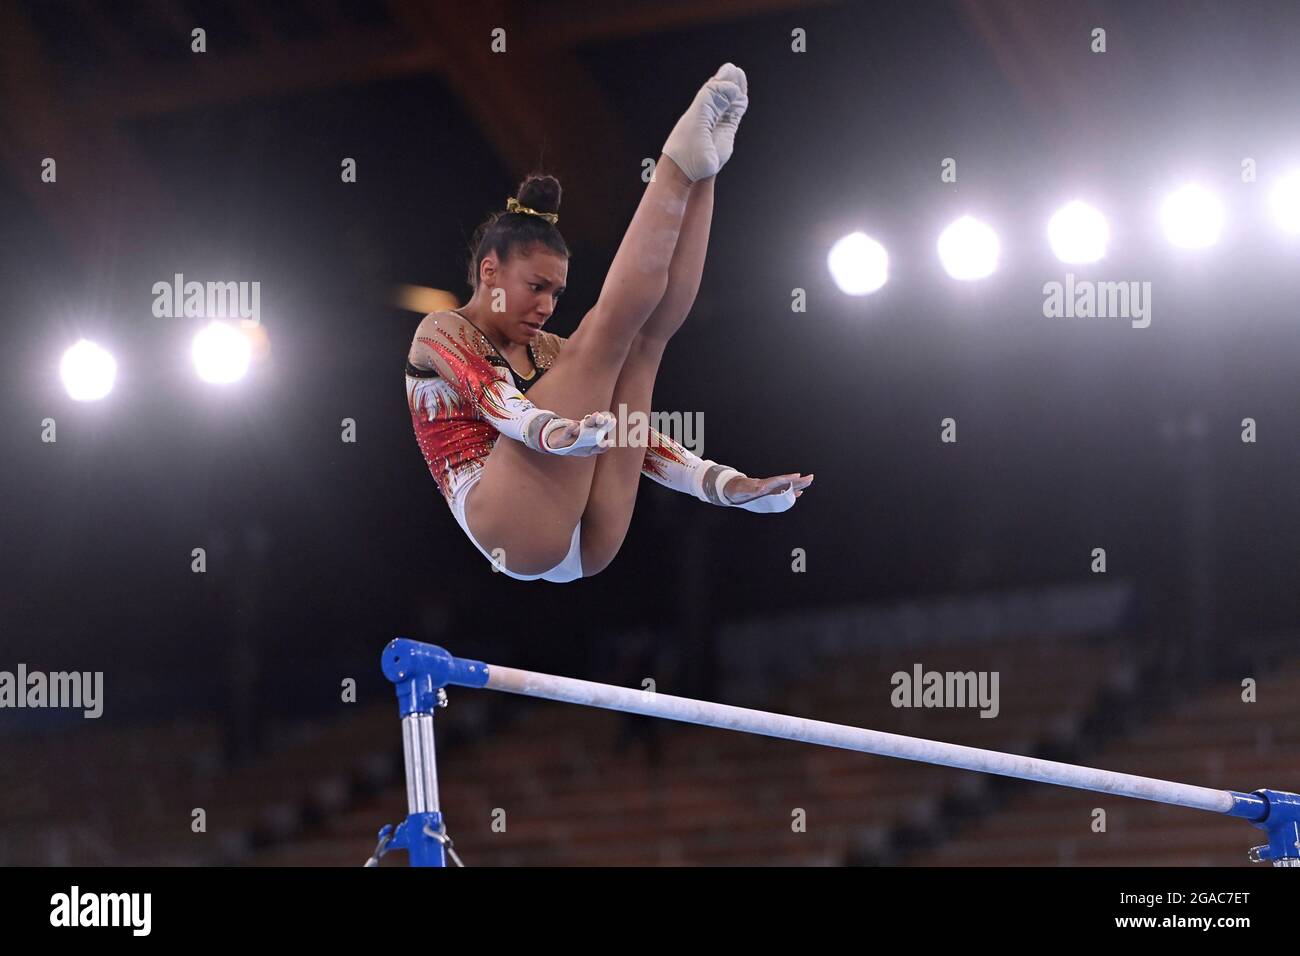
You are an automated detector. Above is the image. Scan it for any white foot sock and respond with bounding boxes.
[661,69,745,183]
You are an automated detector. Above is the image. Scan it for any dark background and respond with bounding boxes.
[2,0,1298,738]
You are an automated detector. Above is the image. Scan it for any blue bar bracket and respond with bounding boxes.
[382,638,488,717]
[1236,789,1300,865]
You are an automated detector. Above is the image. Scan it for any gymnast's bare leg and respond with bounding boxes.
[576,175,716,574]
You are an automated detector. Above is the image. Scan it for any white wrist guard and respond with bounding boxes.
[696,463,743,506]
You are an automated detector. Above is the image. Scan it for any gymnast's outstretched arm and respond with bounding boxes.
[640,427,813,512]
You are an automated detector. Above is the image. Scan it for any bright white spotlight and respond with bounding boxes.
[1160,184,1224,249]
[827,232,889,295]
[1270,171,1300,234]
[192,320,252,384]
[60,339,117,401]
[1047,200,1109,264]
[937,215,1000,280]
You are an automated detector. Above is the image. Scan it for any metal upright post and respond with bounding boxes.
[374,640,480,866]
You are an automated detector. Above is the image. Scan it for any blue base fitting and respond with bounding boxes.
[385,812,447,867]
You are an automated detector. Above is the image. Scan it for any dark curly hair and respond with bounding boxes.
[465,173,570,293]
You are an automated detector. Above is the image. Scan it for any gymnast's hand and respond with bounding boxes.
[542,412,616,457]
[723,472,814,512]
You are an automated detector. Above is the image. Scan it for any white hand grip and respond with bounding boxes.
[543,413,614,457]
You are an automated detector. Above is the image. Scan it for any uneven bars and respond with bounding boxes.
[375,638,1300,867]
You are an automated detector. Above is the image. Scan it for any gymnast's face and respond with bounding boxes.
[482,247,568,345]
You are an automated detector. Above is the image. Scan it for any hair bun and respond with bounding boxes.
[516,174,562,217]
[465,172,569,293]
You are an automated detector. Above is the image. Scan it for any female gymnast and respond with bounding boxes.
[406,63,814,582]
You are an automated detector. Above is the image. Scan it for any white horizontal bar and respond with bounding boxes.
[485,664,1235,814]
